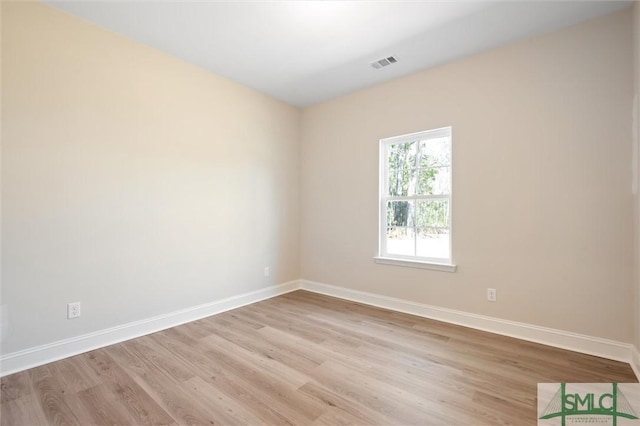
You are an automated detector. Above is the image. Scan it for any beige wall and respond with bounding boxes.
[634,0,640,351]
[1,2,300,354]
[301,10,634,342]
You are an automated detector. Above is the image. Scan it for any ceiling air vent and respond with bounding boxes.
[371,56,398,70]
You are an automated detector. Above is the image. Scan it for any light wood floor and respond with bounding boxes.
[1,290,637,425]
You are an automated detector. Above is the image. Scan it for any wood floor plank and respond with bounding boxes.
[148,328,301,425]
[201,333,312,388]
[77,383,137,426]
[1,290,637,426]
[45,355,104,395]
[199,319,323,374]
[0,371,30,404]
[299,382,392,426]
[105,344,222,426]
[116,337,196,384]
[179,376,267,426]
[310,406,368,426]
[79,351,176,425]
[197,344,327,424]
[308,359,458,425]
[1,395,50,426]
[29,365,91,425]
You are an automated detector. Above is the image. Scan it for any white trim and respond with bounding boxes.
[374,256,456,272]
[0,281,299,377]
[299,279,638,378]
[379,126,453,265]
[3,279,638,382]
[632,345,640,381]
[382,126,452,144]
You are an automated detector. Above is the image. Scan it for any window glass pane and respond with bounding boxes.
[386,227,415,256]
[415,200,449,228]
[416,228,449,259]
[431,166,450,195]
[419,137,450,168]
[387,141,416,196]
[416,166,450,195]
[386,200,414,227]
[414,137,450,196]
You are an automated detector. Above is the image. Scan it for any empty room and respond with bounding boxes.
[2,0,640,424]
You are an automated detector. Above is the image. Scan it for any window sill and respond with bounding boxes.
[373,257,457,272]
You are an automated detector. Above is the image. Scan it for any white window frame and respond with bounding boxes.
[375,127,456,272]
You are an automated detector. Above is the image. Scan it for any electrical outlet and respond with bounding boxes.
[67,302,81,319]
[487,288,497,302]
[264,267,270,277]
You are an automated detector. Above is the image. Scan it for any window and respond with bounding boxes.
[376,127,455,272]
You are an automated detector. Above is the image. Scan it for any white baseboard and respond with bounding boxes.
[0,281,299,377]
[3,278,638,382]
[300,279,639,379]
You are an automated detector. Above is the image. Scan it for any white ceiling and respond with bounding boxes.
[46,1,633,108]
